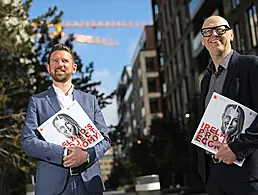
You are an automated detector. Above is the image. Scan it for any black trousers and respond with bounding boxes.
[60,175,103,195]
[207,161,258,195]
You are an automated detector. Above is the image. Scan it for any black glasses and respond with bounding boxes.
[201,25,231,37]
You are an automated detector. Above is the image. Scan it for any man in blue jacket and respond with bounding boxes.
[22,43,111,195]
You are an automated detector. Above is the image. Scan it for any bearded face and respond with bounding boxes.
[46,50,77,83]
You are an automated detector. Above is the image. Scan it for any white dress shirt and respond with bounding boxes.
[52,84,74,157]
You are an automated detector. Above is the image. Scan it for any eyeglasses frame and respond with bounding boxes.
[201,25,232,37]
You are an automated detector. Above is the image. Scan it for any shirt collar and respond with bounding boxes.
[207,50,234,74]
[52,84,74,98]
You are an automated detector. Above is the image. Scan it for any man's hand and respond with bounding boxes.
[63,146,89,168]
[214,142,236,164]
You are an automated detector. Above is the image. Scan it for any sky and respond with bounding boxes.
[29,0,153,126]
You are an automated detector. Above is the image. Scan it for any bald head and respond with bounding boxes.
[202,16,230,29]
[201,15,234,64]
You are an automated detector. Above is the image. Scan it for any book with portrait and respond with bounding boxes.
[37,100,104,149]
[191,92,257,166]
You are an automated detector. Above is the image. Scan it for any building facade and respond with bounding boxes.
[116,25,163,158]
[99,147,114,181]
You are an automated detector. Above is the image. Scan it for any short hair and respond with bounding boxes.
[48,43,74,64]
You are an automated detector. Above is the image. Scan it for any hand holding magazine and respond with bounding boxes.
[37,100,104,149]
[191,92,257,166]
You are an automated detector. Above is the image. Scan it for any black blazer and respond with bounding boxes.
[197,51,258,183]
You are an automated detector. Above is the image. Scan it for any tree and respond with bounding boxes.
[0,0,115,194]
[149,117,191,188]
[0,0,36,194]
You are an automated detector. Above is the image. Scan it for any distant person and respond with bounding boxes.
[197,15,258,195]
[221,104,245,143]
[52,113,81,138]
[21,43,110,195]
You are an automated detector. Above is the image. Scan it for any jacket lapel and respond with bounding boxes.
[73,89,82,105]
[45,86,61,112]
[199,74,211,116]
[222,51,239,95]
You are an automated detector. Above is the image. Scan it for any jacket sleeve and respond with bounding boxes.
[229,57,258,159]
[82,96,111,169]
[21,96,65,165]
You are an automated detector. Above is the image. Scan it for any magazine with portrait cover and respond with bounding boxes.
[37,100,104,149]
[191,92,257,166]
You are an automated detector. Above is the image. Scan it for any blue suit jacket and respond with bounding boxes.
[21,87,111,195]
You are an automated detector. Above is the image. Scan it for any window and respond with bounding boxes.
[183,3,190,24]
[164,4,169,25]
[169,61,173,83]
[157,30,162,41]
[131,103,135,111]
[149,98,159,113]
[146,57,155,72]
[171,92,177,117]
[175,15,181,39]
[133,119,137,128]
[232,0,240,9]
[177,52,182,76]
[166,32,171,54]
[148,78,157,92]
[163,83,167,94]
[173,55,178,79]
[139,87,143,97]
[247,5,258,47]
[233,22,245,53]
[154,4,159,15]
[138,68,141,77]
[181,78,189,113]
[141,107,145,117]
[169,0,174,16]
[171,24,176,48]
[160,55,164,66]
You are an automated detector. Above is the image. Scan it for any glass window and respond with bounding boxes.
[163,83,167,94]
[172,91,177,117]
[175,15,181,39]
[183,3,190,24]
[139,87,143,97]
[232,0,240,9]
[247,5,258,47]
[149,98,160,113]
[169,0,174,16]
[146,57,155,72]
[131,103,135,111]
[147,78,157,92]
[233,22,245,53]
[141,107,145,117]
[154,4,159,15]
[157,30,162,41]
[160,53,164,66]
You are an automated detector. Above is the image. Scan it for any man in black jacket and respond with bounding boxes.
[198,15,258,195]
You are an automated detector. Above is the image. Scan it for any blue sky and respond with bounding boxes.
[29,0,153,126]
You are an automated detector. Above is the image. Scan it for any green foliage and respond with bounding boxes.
[107,117,192,189]
[0,0,115,194]
[149,117,191,188]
